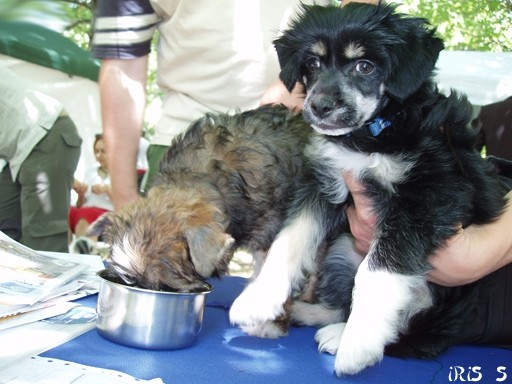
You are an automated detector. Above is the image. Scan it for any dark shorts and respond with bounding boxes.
[468,156,512,347]
[471,264,512,348]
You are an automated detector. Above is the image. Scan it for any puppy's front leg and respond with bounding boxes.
[229,210,322,334]
[334,256,431,376]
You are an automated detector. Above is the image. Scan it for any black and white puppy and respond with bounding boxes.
[229,3,508,376]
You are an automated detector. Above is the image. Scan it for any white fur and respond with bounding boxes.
[312,125,354,136]
[240,321,288,339]
[109,235,143,283]
[291,301,344,327]
[315,322,346,355]
[333,257,432,376]
[310,136,414,198]
[229,210,323,327]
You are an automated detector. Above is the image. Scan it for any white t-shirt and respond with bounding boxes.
[92,0,330,146]
[81,166,113,211]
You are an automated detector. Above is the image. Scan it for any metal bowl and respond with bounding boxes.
[96,269,212,350]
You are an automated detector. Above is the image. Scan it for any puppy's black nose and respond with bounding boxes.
[311,98,335,119]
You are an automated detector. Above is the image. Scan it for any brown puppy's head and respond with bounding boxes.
[89,185,235,292]
[274,3,444,136]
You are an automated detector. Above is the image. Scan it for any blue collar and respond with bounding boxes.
[367,117,392,136]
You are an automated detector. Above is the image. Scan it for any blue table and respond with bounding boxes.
[42,277,512,383]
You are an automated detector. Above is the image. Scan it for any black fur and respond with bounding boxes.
[273,2,507,371]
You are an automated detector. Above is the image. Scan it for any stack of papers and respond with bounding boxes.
[0,231,105,367]
[0,231,96,321]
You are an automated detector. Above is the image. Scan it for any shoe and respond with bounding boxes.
[73,237,93,254]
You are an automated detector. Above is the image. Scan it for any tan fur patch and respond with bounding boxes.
[344,42,365,59]
[311,41,327,57]
[104,185,229,292]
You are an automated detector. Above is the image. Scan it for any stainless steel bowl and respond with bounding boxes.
[96,269,212,350]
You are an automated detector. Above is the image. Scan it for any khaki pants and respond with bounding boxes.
[0,116,82,252]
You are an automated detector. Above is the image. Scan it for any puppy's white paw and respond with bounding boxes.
[315,322,346,355]
[334,327,385,376]
[240,321,288,339]
[229,283,285,326]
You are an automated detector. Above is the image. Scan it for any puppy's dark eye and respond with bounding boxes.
[305,57,321,72]
[355,60,374,75]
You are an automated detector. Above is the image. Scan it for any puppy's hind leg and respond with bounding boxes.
[334,256,432,376]
[292,234,362,328]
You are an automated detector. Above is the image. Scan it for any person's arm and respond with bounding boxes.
[344,172,377,256]
[344,172,512,286]
[428,191,512,286]
[99,57,149,210]
[73,179,88,208]
[259,79,305,112]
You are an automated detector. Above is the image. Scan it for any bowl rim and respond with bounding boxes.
[97,269,213,296]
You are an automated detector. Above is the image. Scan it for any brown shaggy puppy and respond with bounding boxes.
[90,105,312,293]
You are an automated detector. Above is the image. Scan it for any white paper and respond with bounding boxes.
[0,306,97,369]
[0,302,77,331]
[0,232,88,305]
[0,356,165,384]
[0,252,103,320]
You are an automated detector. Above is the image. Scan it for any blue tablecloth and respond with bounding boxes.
[42,277,512,384]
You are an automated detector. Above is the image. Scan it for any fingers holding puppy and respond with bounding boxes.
[343,172,376,256]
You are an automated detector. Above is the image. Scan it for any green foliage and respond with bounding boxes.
[60,0,96,49]
[4,0,509,52]
[397,0,512,52]
[3,0,509,137]
[0,0,95,49]
[0,0,69,30]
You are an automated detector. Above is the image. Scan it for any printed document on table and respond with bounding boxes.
[0,305,97,369]
[0,231,88,306]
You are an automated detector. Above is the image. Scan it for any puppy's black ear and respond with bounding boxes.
[274,34,302,92]
[185,226,235,278]
[384,14,444,102]
[274,4,316,91]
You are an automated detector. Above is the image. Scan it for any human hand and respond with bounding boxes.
[73,180,87,196]
[344,171,512,287]
[428,192,512,286]
[91,184,108,195]
[343,172,376,255]
[260,79,305,112]
[427,226,486,287]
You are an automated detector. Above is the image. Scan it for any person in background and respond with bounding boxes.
[69,134,113,254]
[137,134,150,191]
[0,66,82,253]
[91,0,333,211]
[473,96,512,161]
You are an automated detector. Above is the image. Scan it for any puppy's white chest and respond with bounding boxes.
[312,136,413,192]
